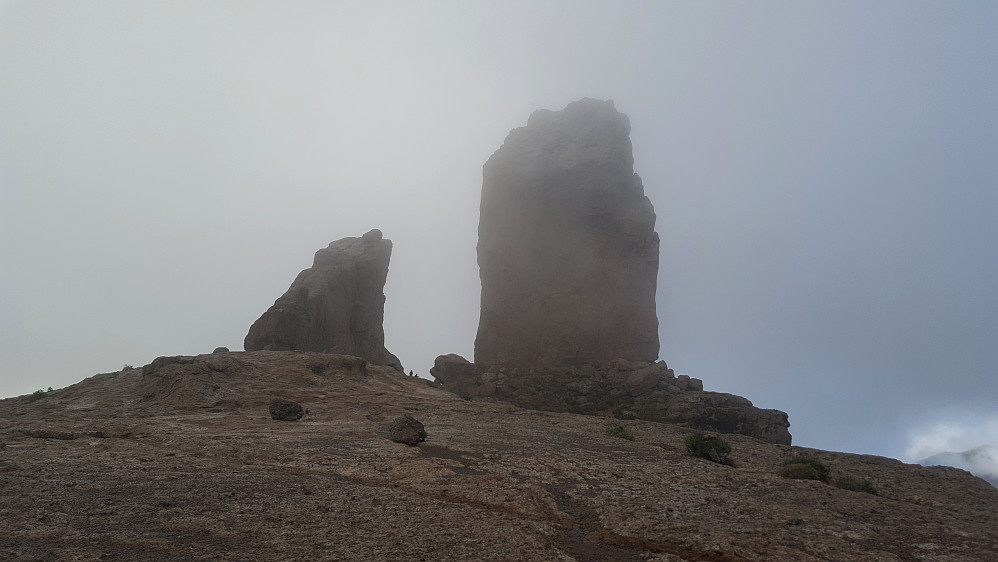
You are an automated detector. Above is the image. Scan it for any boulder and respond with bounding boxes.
[475,98,660,368]
[212,347,229,354]
[244,229,403,372]
[389,415,425,446]
[430,354,481,384]
[269,399,304,421]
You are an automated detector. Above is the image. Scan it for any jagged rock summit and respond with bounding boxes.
[244,229,402,371]
[476,98,660,368]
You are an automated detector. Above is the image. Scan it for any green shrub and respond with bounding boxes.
[26,389,47,403]
[780,457,830,482]
[606,424,635,441]
[779,463,819,480]
[684,433,731,464]
[833,476,877,495]
[417,429,428,442]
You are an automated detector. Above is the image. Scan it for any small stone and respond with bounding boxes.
[389,415,425,446]
[213,347,230,354]
[269,399,304,421]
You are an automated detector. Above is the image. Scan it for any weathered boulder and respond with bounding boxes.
[389,415,425,446]
[212,347,229,354]
[269,399,304,421]
[244,229,403,372]
[475,98,660,368]
[430,354,482,386]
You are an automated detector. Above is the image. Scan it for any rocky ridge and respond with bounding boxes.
[431,354,791,445]
[1,351,996,560]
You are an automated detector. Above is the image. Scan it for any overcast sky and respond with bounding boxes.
[2,1,995,474]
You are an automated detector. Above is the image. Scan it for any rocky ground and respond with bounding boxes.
[1,351,996,561]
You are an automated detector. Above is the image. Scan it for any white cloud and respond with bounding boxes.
[905,414,998,485]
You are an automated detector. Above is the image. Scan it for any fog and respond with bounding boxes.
[2,2,995,475]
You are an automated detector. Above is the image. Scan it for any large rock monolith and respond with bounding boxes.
[475,98,660,368]
[431,99,793,445]
[244,229,403,371]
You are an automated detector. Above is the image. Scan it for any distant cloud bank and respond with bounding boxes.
[905,415,998,487]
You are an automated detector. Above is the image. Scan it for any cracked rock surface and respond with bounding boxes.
[1,351,996,560]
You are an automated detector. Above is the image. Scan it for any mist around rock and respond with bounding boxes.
[431,99,791,445]
[919,446,998,487]
[2,97,997,558]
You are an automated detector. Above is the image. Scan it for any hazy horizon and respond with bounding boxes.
[2,2,995,479]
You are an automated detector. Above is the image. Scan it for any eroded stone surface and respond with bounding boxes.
[1,351,995,560]
[245,229,402,371]
[475,98,660,368]
[431,354,791,445]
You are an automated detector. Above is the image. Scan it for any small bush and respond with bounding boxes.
[418,429,428,442]
[606,424,635,441]
[779,463,819,480]
[685,433,731,464]
[26,389,47,403]
[833,476,877,495]
[780,457,830,482]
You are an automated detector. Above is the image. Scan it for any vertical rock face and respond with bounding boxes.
[244,229,402,371]
[475,98,660,368]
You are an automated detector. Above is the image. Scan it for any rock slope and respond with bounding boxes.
[1,351,996,561]
[476,98,660,368]
[244,229,402,371]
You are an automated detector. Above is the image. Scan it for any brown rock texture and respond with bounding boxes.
[389,414,425,446]
[431,354,792,445]
[475,98,660,368]
[244,229,402,371]
[2,351,996,560]
[268,399,304,421]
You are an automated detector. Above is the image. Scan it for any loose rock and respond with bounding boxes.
[269,399,304,421]
[389,415,425,446]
